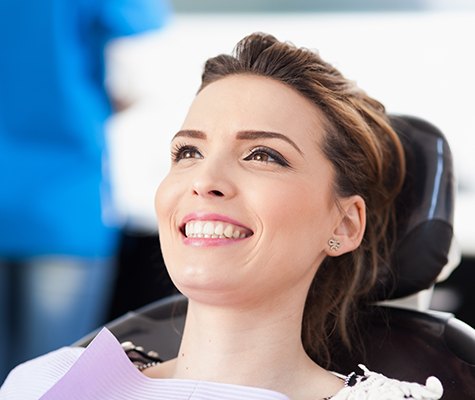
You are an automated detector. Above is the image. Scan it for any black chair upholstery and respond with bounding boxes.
[376,115,455,300]
[75,115,475,399]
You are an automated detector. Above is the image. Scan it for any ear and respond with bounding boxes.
[325,195,366,257]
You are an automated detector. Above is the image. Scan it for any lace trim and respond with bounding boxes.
[333,364,443,399]
[120,341,162,371]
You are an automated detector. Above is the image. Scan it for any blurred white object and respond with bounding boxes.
[380,287,435,312]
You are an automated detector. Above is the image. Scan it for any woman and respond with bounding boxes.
[0,33,443,399]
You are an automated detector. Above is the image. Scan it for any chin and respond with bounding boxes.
[172,272,248,307]
[170,263,231,290]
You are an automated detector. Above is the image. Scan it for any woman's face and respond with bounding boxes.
[155,75,343,306]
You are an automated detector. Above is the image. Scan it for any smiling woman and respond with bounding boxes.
[0,33,443,400]
[150,33,440,399]
[156,34,403,367]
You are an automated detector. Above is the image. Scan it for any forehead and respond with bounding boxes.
[182,75,327,143]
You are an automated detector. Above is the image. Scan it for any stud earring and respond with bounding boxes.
[328,238,341,251]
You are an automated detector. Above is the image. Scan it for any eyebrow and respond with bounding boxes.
[236,130,303,155]
[172,129,303,155]
[172,130,206,141]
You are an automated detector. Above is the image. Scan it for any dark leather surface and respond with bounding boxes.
[373,115,455,300]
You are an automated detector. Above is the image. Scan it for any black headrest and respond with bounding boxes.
[374,115,455,300]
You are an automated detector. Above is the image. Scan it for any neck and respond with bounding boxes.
[168,294,320,394]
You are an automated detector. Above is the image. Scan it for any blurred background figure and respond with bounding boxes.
[0,0,170,382]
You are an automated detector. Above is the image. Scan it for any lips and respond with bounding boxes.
[180,214,253,240]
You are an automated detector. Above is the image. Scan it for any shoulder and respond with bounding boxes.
[0,347,84,400]
[332,365,443,400]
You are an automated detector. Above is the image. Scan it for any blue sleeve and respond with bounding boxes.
[99,0,171,40]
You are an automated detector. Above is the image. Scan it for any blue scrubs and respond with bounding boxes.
[0,0,170,381]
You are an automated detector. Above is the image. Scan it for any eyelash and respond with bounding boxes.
[171,143,291,168]
[171,143,202,163]
[243,146,291,167]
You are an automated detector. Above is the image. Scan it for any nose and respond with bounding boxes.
[191,162,237,200]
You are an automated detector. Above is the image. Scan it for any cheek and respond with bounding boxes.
[155,175,176,220]
[154,175,181,243]
[154,176,183,280]
[256,180,333,258]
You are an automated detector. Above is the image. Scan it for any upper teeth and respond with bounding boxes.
[184,221,249,239]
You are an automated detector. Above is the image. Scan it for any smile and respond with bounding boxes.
[183,220,253,240]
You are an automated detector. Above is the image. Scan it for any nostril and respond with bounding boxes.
[209,190,224,197]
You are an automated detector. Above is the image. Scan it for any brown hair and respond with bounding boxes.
[199,32,405,367]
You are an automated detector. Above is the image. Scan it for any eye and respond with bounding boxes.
[243,146,291,167]
[171,144,203,163]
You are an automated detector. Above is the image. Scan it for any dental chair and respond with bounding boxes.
[76,115,475,399]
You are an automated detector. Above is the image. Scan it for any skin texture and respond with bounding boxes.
[153,75,365,399]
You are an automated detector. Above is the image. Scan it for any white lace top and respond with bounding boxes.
[0,329,443,400]
[332,365,442,399]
